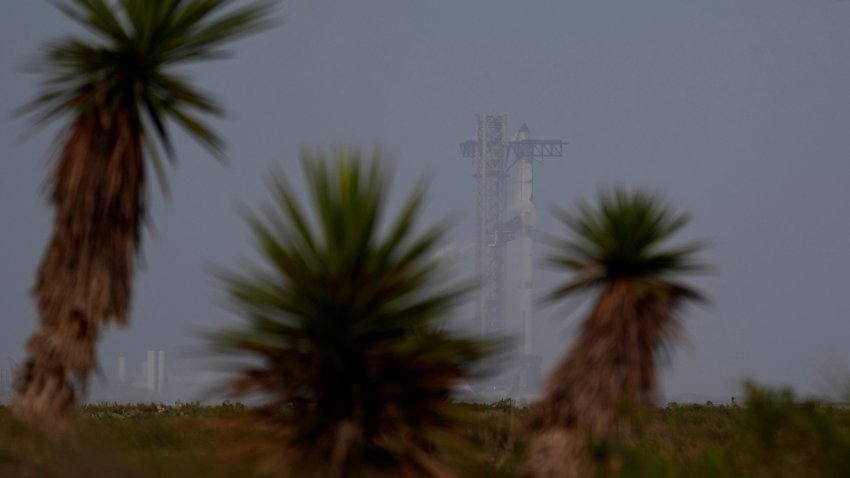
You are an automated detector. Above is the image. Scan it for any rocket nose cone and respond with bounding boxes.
[519,123,529,133]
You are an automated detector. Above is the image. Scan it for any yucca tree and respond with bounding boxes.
[210,149,493,478]
[13,0,276,424]
[523,188,706,478]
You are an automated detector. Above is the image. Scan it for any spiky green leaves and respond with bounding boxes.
[23,0,276,184]
[545,188,707,303]
[210,149,492,476]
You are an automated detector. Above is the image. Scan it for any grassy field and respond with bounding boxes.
[2,395,849,477]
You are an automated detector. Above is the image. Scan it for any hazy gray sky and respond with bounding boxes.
[2,1,850,401]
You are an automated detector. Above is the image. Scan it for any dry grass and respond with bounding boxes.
[1,397,849,478]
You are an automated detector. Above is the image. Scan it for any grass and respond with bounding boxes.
[0,402,255,478]
[1,395,850,477]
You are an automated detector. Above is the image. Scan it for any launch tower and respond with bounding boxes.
[460,114,567,392]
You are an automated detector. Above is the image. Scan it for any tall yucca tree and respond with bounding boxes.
[13,0,276,423]
[523,188,706,478]
[210,149,493,478]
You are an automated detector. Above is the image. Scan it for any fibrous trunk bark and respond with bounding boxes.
[522,282,675,477]
[12,104,144,427]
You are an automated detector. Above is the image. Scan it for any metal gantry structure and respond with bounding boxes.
[460,114,566,390]
[461,115,509,339]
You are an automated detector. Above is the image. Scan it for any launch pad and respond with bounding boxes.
[460,114,567,396]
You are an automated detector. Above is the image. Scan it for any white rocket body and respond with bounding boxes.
[507,125,536,355]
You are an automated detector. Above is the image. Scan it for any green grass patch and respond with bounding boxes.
[1,397,850,477]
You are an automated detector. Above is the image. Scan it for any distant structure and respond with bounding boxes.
[139,350,166,395]
[460,114,567,393]
[0,358,16,403]
[118,356,127,383]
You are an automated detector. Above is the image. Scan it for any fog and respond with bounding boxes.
[2,1,850,404]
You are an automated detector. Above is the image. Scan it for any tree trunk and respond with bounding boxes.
[522,283,665,476]
[12,106,143,426]
[520,429,584,478]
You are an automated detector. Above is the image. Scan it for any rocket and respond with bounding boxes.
[509,123,536,355]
